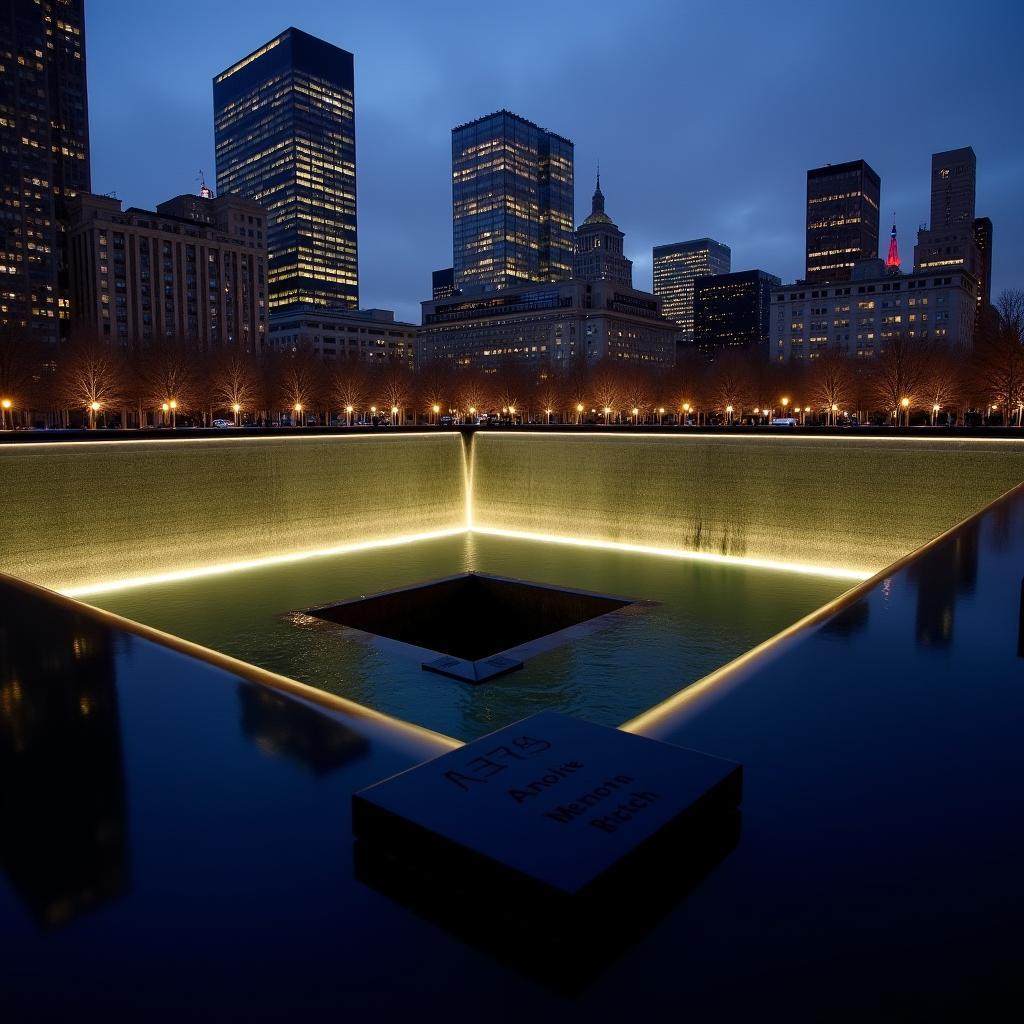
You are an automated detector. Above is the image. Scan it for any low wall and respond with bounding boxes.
[469,433,1024,575]
[0,433,467,591]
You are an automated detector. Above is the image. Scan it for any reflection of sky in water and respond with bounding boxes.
[90,533,847,740]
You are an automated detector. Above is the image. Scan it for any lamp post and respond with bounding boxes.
[89,400,101,430]
[631,406,639,425]
[932,403,940,427]
[432,403,440,426]
[576,402,584,424]
[682,402,691,425]
[781,397,789,420]
[831,403,839,426]
[168,399,177,430]
[546,407,552,425]
[725,404,734,426]
[658,406,665,425]
[232,402,241,427]
[901,396,910,428]
[0,397,11,430]
[508,405,516,425]
[161,401,169,428]
[294,402,303,427]
[469,406,477,425]
[346,404,354,426]
[603,406,611,426]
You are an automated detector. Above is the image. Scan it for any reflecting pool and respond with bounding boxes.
[88,533,849,740]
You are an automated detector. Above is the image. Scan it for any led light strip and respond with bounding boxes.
[59,528,468,598]
[469,526,872,581]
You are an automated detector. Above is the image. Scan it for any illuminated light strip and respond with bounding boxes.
[60,528,468,599]
[469,527,872,582]
[474,431,1024,445]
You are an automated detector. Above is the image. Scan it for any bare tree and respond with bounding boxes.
[211,350,259,423]
[137,337,200,424]
[57,332,128,427]
[331,357,370,424]
[0,323,44,426]
[868,336,930,425]
[974,290,1024,423]
[707,351,754,421]
[808,348,855,423]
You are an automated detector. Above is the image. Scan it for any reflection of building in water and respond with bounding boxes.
[908,525,979,649]
[0,600,128,928]
[238,686,368,775]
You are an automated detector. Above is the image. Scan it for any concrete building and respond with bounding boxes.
[214,29,358,312]
[693,269,779,357]
[451,110,573,291]
[652,239,731,346]
[770,258,976,362]
[68,192,268,350]
[421,180,676,371]
[805,160,880,283]
[269,306,416,369]
[0,0,90,345]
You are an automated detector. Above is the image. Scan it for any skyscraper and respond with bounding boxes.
[929,147,976,229]
[0,0,90,345]
[973,217,993,310]
[693,269,780,357]
[214,28,358,312]
[805,160,880,283]
[573,174,632,286]
[652,238,731,345]
[451,110,573,291]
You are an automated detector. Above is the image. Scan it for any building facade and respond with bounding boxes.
[68,192,268,349]
[451,110,573,291]
[770,258,976,362]
[652,238,731,345]
[432,268,455,301]
[0,0,90,345]
[805,160,880,282]
[213,28,358,313]
[692,269,779,357]
[973,217,993,310]
[419,278,677,372]
[573,175,632,286]
[269,306,415,369]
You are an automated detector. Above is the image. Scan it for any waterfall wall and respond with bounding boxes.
[0,434,467,592]
[469,433,1024,575]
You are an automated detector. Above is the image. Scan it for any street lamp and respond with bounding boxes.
[632,406,639,425]
[432,403,440,425]
[803,405,811,427]
[831,402,839,426]
[294,401,303,427]
[89,400,101,430]
[603,406,611,426]
[232,402,241,426]
[391,404,399,425]
[682,402,691,426]
[781,397,789,417]
[161,401,169,428]
[168,398,178,429]
[932,403,940,426]
[576,402,584,424]
[900,396,910,428]
[725,404,734,426]
[658,406,665,425]
[346,404,354,426]
[546,407,552,425]
[0,397,11,430]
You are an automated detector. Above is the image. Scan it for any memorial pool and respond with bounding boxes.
[86,531,848,740]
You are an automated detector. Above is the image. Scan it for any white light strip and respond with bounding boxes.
[469,526,872,581]
[60,528,468,598]
[475,431,1024,445]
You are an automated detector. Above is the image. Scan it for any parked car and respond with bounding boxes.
[770,417,797,427]
[212,418,235,428]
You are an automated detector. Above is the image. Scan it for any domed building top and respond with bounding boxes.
[573,169,632,286]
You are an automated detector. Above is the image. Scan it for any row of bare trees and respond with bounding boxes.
[1,290,1022,429]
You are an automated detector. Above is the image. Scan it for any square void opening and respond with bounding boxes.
[305,573,639,683]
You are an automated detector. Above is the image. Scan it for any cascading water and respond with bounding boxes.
[0,433,466,592]
[468,433,1024,576]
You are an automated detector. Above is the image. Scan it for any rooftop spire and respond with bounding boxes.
[592,162,604,215]
[886,211,901,269]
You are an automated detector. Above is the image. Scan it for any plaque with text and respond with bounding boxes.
[353,711,741,901]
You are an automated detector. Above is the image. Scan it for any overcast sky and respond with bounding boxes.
[86,0,1024,323]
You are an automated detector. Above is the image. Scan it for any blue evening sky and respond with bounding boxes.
[86,0,1024,323]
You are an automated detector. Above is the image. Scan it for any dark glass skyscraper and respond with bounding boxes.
[693,269,780,357]
[452,110,573,291]
[214,28,358,312]
[652,238,731,343]
[0,0,90,345]
[805,160,880,283]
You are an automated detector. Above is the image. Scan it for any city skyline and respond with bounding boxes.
[81,1,1024,323]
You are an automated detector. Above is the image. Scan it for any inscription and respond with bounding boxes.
[443,735,553,791]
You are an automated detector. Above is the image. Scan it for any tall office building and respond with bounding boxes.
[0,0,90,345]
[914,148,988,327]
[451,110,573,291]
[693,269,779,357]
[214,28,358,313]
[432,268,455,300]
[573,174,632,286]
[652,238,731,345]
[805,160,880,282]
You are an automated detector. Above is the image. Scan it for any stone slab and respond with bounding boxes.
[352,711,741,899]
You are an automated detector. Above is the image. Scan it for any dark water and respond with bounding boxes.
[89,533,848,741]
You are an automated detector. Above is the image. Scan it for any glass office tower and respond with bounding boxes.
[214,28,358,311]
[805,159,880,283]
[452,110,573,291]
[652,239,731,345]
[0,0,90,345]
